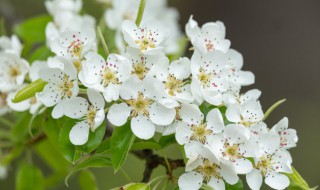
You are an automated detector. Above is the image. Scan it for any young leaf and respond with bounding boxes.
[111,122,135,173]
[131,138,161,151]
[96,138,111,154]
[287,166,317,190]
[158,134,176,149]
[16,164,45,190]
[12,79,47,103]
[59,119,82,163]
[11,112,32,143]
[29,45,54,62]
[225,179,243,190]
[111,183,151,190]
[65,155,112,186]
[14,15,51,44]
[78,170,99,190]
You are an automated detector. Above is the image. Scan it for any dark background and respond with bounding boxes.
[0,0,319,189]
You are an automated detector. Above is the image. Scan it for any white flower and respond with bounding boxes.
[186,16,231,54]
[190,50,229,105]
[122,20,165,54]
[79,52,131,102]
[246,149,292,190]
[7,91,42,114]
[225,49,255,87]
[0,52,30,92]
[63,88,105,145]
[45,0,82,16]
[271,117,298,150]
[107,76,176,139]
[176,106,225,158]
[226,99,264,127]
[0,35,22,55]
[36,56,78,119]
[124,47,168,80]
[179,147,238,190]
[224,89,261,107]
[50,27,96,61]
[151,57,194,104]
[207,124,258,174]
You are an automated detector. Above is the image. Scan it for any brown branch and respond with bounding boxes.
[26,133,46,146]
[131,149,185,183]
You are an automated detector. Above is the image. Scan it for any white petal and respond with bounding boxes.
[87,88,105,109]
[226,104,241,123]
[39,67,64,83]
[120,76,142,100]
[224,124,250,144]
[52,100,66,119]
[207,178,225,190]
[69,121,90,145]
[206,108,224,133]
[122,20,140,49]
[107,103,131,126]
[93,109,105,130]
[6,92,30,112]
[179,103,204,125]
[29,61,47,82]
[149,102,175,125]
[178,171,203,190]
[103,83,120,102]
[190,78,204,105]
[220,164,239,185]
[131,115,155,139]
[259,131,280,155]
[63,97,88,119]
[143,76,167,100]
[175,122,193,145]
[246,169,263,190]
[265,172,290,190]
[233,158,253,174]
[169,57,191,80]
[272,117,289,132]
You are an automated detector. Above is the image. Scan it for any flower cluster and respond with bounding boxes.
[0,0,299,189]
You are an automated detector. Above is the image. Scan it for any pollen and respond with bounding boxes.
[164,75,184,96]
[126,93,153,118]
[190,123,213,144]
[196,159,222,182]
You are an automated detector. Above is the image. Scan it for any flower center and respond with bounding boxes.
[198,68,213,88]
[29,97,37,105]
[256,156,274,176]
[59,75,74,98]
[126,93,153,117]
[204,39,214,51]
[164,75,184,96]
[9,66,21,78]
[0,93,8,107]
[222,143,241,161]
[85,105,97,130]
[101,67,119,86]
[190,123,212,144]
[240,115,256,127]
[68,39,84,58]
[132,61,148,80]
[135,29,157,51]
[197,160,222,182]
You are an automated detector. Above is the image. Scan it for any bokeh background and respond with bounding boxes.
[0,0,319,189]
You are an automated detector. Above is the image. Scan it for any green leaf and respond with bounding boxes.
[287,166,317,190]
[29,45,54,62]
[131,138,161,151]
[77,120,106,153]
[11,112,31,143]
[12,79,47,103]
[96,138,111,154]
[78,170,99,190]
[42,116,61,149]
[111,183,151,190]
[59,119,82,163]
[263,99,286,121]
[111,122,135,172]
[225,179,243,190]
[65,155,112,186]
[16,164,45,190]
[14,15,52,44]
[167,36,188,62]
[158,134,176,149]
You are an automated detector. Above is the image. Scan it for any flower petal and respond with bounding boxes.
[107,103,131,126]
[87,88,105,109]
[131,115,155,139]
[179,103,204,125]
[63,97,88,119]
[169,57,191,80]
[265,172,290,190]
[178,171,203,190]
[207,178,225,190]
[69,121,90,145]
[246,169,263,190]
[149,102,175,126]
[206,108,224,133]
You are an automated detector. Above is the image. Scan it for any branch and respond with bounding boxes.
[131,150,185,183]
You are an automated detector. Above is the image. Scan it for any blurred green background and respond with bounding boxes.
[0,0,319,189]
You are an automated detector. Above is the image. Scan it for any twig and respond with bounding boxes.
[131,150,185,182]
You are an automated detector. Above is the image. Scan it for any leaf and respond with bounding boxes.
[65,155,112,186]
[111,183,151,190]
[158,134,176,149]
[16,164,45,190]
[77,120,107,153]
[131,138,161,151]
[287,166,317,190]
[42,116,61,149]
[12,79,47,103]
[78,170,99,190]
[11,112,32,143]
[29,45,54,62]
[96,138,111,154]
[225,179,243,190]
[59,119,82,163]
[111,122,135,173]
[14,15,52,44]
[263,99,286,121]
